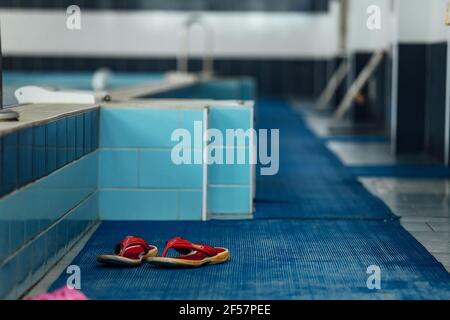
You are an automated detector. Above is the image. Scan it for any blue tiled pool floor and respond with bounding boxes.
[49,99,450,299]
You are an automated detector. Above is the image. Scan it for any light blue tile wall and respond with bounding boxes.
[208,186,251,214]
[99,150,139,188]
[207,106,253,215]
[99,190,203,221]
[209,107,252,146]
[99,107,205,220]
[209,159,251,186]
[100,108,182,148]
[1,192,98,300]
[0,106,100,299]
[0,216,8,263]
[14,244,33,299]
[18,128,33,187]
[0,258,16,299]
[99,105,254,218]
[0,158,98,300]
[99,190,178,220]
[139,150,203,188]
[0,152,98,262]
[179,191,203,220]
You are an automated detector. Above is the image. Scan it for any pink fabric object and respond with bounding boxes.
[27,287,88,300]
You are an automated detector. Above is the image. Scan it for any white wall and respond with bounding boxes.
[346,0,394,52]
[0,7,340,59]
[396,0,448,43]
[390,0,450,154]
[426,0,448,42]
[346,0,449,51]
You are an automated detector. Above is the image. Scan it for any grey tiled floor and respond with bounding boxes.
[301,106,450,272]
[327,142,396,165]
[361,178,450,271]
[303,112,336,137]
[327,141,439,166]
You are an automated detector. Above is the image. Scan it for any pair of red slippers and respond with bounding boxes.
[97,236,230,268]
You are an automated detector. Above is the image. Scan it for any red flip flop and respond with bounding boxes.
[145,237,230,268]
[97,236,158,267]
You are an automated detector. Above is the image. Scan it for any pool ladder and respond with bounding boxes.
[176,14,214,79]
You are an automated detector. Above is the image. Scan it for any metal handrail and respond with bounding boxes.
[176,14,214,78]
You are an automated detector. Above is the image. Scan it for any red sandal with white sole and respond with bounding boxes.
[97,236,158,267]
[145,237,230,268]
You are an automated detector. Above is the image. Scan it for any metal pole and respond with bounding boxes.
[333,50,384,120]
[316,60,349,110]
[339,0,348,54]
[176,14,214,78]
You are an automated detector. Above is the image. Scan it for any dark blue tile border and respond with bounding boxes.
[92,110,100,150]
[2,133,19,195]
[75,114,85,160]
[56,118,68,169]
[84,112,93,154]
[396,44,427,153]
[4,57,327,98]
[32,125,46,181]
[18,128,33,187]
[0,108,100,200]
[425,42,447,162]
[46,121,57,174]
[0,0,329,12]
[67,115,77,163]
